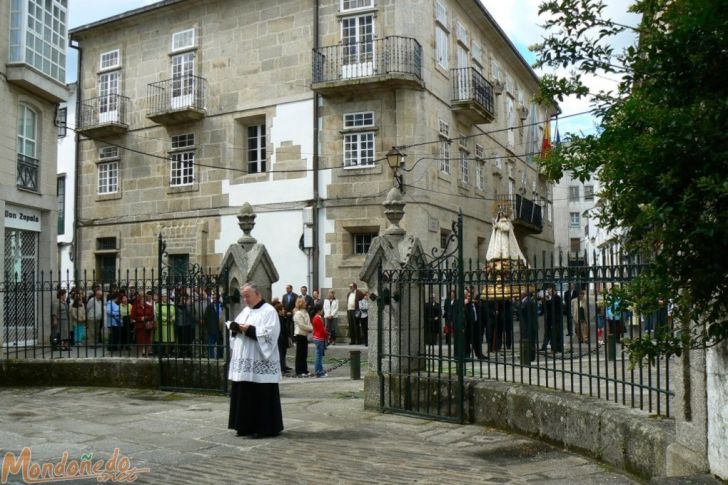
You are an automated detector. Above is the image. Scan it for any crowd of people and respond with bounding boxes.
[49,285,225,358]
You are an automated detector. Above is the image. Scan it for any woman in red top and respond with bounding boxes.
[132,292,155,356]
[311,302,329,377]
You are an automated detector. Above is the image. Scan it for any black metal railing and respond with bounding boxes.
[16,154,39,191]
[379,248,674,420]
[451,67,494,116]
[146,75,207,116]
[78,94,130,130]
[495,194,543,230]
[313,36,422,84]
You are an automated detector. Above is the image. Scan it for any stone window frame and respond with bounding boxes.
[97,161,119,195]
[246,123,267,174]
[569,185,580,202]
[353,232,376,255]
[570,211,581,227]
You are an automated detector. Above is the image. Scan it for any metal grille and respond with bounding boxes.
[3,229,38,346]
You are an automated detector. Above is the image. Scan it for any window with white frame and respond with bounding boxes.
[459,149,469,184]
[458,134,468,149]
[472,42,483,66]
[247,124,266,173]
[172,28,196,52]
[507,97,515,147]
[170,133,195,186]
[344,133,375,167]
[570,212,581,227]
[455,20,468,45]
[56,107,67,138]
[491,59,501,83]
[100,50,120,70]
[98,162,119,194]
[344,112,374,128]
[99,146,119,161]
[495,156,502,170]
[341,0,373,11]
[584,185,594,200]
[475,144,484,159]
[439,120,450,174]
[17,104,37,159]
[569,185,580,201]
[435,1,448,25]
[436,26,449,69]
[342,15,374,67]
[9,0,67,82]
[476,160,484,190]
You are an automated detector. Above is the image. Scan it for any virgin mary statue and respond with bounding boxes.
[485,213,526,264]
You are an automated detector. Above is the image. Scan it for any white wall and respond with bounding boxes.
[57,83,76,277]
[707,340,728,479]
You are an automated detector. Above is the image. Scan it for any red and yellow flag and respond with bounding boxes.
[541,118,552,158]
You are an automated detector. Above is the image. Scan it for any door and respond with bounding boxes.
[98,71,120,124]
[3,229,38,347]
[171,52,195,109]
[96,254,116,285]
[456,45,469,99]
[341,15,374,79]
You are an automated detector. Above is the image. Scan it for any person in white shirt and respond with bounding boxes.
[347,283,364,344]
[323,290,339,345]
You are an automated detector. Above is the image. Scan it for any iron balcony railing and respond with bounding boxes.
[451,67,495,117]
[495,194,543,231]
[78,94,130,131]
[313,36,423,84]
[17,154,39,191]
[146,75,207,117]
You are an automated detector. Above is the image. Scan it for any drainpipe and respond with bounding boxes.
[312,0,321,291]
[70,39,82,275]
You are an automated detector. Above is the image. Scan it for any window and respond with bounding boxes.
[440,229,451,249]
[172,28,195,51]
[99,146,119,160]
[100,50,120,70]
[459,150,469,184]
[18,104,37,159]
[57,176,65,235]
[98,71,120,120]
[506,98,515,147]
[98,162,119,194]
[97,237,117,251]
[569,186,580,201]
[344,133,375,168]
[458,134,468,149]
[439,121,450,174]
[168,254,190,283]
[495,157,502,170]
[570,238,581,253]
[472,42,483,66]
[344,112,374,128]
[584,185,594,200]
[9,0,67,82]
[56,107,67,138]
[436,26,449,69]
[247,124,266,173]
[455,20,468,45]
[435,1,448,25]
[475,144,484,159]
[491,59,501,83]
[570,212,581,227]
[476,161,485,190]
[353,233,376,255]
[170,133,195,186]
[342,15,374,68]
[341,0,373,11]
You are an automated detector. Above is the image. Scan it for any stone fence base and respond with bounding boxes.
[364,373,676,480]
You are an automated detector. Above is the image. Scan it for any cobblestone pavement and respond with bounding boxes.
[0,376,640,485]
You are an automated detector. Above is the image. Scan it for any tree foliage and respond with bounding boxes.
[533,0,728,361]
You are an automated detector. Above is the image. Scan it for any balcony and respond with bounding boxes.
[77,94,130,138]
[312,36,424,95]
[451,67,495,124]
[146,75,207,125]
[17,155,39,192]
[494,194,543,234]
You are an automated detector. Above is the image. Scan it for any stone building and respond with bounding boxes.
[69,0,555,297]
[1,0,69,346]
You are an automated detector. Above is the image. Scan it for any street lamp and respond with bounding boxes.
[385,146,406,193]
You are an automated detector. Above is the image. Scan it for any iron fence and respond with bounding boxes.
[451,67,495,116]
[78,94,130,130]
[312,36,423,84]
[146,75,207,117]
[378,247,673,421]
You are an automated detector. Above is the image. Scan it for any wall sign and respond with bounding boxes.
[4,205,42,232]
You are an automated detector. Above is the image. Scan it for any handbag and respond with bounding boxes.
[145,320,155,330]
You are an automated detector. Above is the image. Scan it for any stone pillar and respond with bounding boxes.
[359,189,426,409]
[219,203,279,318]
[707,339,728,479]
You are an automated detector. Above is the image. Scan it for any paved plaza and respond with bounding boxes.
[0,373,642,485]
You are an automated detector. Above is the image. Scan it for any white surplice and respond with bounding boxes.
[226,302,281,384]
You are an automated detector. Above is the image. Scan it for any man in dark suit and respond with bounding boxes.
[518,291,538,362]
[541,285,563,353]
[563,284,577,337]
[424,293,442,345]
[282,284,298,347]
[464,290,486,359]
[300,285,314,317]
[346,282,364,344]
[442,289,457,346]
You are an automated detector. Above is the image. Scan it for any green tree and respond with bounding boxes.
[533,0,728,362]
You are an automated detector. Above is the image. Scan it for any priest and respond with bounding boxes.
[226,282,283,439]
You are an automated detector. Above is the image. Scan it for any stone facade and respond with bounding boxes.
[70,0,554,302]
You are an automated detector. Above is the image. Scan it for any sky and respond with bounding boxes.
[67,0,639,137]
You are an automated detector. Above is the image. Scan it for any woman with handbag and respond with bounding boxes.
[292,297,313,376]
[132,292,155,356]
